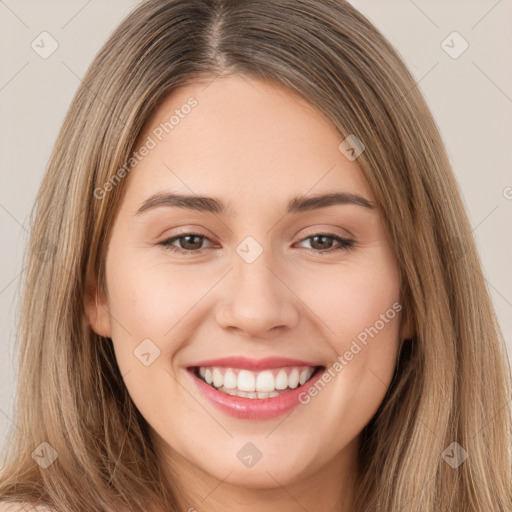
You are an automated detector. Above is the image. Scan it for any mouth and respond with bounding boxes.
[186,357,326,420]
[190,365,324,399]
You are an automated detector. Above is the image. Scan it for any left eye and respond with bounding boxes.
[158,232,354,254]
[297,233,354,252]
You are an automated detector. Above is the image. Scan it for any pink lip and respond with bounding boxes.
[187,356,319,371]
[187,366,325,420]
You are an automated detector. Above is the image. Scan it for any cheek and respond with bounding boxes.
[300,252,402,398]
[103,257,193,426]
[104,254,193,380]
[107,257,196,336]
[292,261,402,449]
[306,259,401,342]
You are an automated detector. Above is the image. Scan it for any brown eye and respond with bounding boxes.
[296,233,354,253]
[159,233,211,254]
[158,232,354,256]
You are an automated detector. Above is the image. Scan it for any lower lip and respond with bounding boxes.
[188,367,325,420]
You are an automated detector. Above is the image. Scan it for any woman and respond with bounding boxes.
[1,0,510,511]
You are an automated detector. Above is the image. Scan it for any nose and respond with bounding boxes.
[214,250,300,339]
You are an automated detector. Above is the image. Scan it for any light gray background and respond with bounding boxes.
[1,0,511,455]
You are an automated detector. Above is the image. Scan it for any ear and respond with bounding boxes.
[84,267,112,338]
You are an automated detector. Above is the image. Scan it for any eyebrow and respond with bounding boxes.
[135,191,374,216]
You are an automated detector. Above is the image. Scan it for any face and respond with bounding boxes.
[86,74,409,492]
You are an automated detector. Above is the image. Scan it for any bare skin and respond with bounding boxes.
[86,74,413,512]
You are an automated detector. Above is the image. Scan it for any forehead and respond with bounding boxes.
[125,75,373,212]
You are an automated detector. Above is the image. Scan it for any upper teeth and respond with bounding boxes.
[198,366,316,392]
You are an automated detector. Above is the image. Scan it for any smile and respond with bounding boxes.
[195,366,319,398]
[186,357,325,420]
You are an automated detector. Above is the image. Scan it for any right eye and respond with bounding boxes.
[158,233,214,255]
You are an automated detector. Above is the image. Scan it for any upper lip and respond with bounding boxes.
[188,356,323,371]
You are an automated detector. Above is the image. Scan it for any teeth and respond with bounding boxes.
[212,368,223,388]
[223,369,237,389]
[288,368,300,389]
[256,370,275,392]
[238,370,256,392]
[195,365,317,396]
[275,369,288,390]
[217,386,281,399]
[299,368,311,385]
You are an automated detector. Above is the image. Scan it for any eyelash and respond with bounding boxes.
[158,232,355,255]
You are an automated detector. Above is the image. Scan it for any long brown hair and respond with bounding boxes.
[1,1,511,510]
